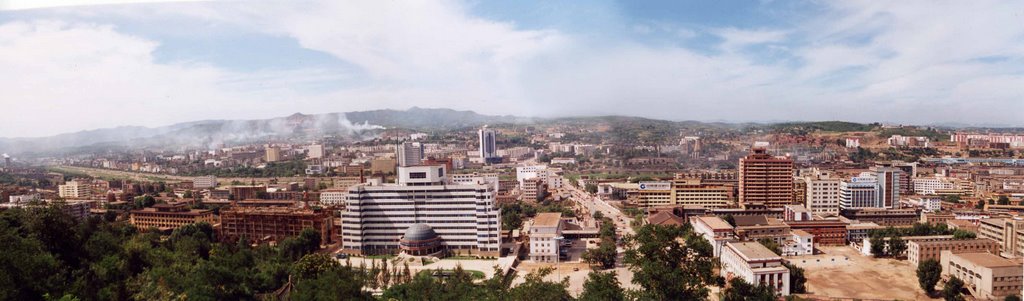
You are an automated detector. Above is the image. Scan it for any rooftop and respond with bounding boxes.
[953,252,1021,268]
[728,241,781,261]
[533,212,562,228]
[694,216,733,230]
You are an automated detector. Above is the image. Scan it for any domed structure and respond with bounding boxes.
[400,224,442,256]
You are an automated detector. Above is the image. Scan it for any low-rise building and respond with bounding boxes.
[734,215,790,245]
[908,238,1000,266]
[720,241,790,296]
[691,216,736,257]
[783,230,814,256]
[529,212,564,263]
[129,202,216,231]
[940,251,1023,300]
[219,206,333,246]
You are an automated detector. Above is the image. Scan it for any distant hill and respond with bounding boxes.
[0,108,531,155]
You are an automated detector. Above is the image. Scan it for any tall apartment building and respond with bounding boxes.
[738,148,794,209]
[265,146,281,162]
[478,126,499,163]
[130,202,216,231]
[396,142,424,167]
[871,167,901,208]
[218,205,334,246]
[58,180,92,199]
[671,177,733,208]
[341,165,501,256]
[802,171,841,215]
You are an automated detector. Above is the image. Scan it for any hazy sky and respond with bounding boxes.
[1,0,1022,137]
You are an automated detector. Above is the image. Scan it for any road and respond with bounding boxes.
[562,177,635,237]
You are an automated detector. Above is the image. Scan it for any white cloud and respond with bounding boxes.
[2,0,1024,138]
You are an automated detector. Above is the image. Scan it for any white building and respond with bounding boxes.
[783,230,814,256]
[906,197,942,212]
[194,176,218,189]
[913,177,957,195]
[320,189,347,206]
[9,193,40,203]
[478,126,498,163]
[529,212,564,262]
[396,142,424,167]
[341,165,501,256]
[845,138,860,148]
[720,241,790,296]
[840,169,901,210]
[691,216,736,257]
[58,180,92,199]
[516,165,549,188]
[802,171,841,215]
[550,157,577,165]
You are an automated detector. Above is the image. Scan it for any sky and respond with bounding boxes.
[0,0,1022,137]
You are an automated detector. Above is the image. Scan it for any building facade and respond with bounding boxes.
[940,251,1023,300]
[341,165,501,256]
[738,148,794,209]
[721,241,791,296]
[218,205,334,246]
[130,202,216,231]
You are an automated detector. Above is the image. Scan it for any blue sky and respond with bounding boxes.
[0,0,1022,137]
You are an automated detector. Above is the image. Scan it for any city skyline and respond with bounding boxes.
[2,1,1023,137]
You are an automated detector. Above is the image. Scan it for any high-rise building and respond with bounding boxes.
[308,143,325,159]
[738,148,794,209]
[871,167,901,208]
[802,170,841,215]
[396,142,424,167]
[341,165,501,256]
[265,146,281,162]
[478,126,499,163]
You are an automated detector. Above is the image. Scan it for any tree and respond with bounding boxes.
[869,236,886,257]
[952,230,976,239]
[722,278,777,301]
[785,262,807,294]
[502,213,523,231]
[508,267,572,301]
[943,276,965,301]
[579,271,625,301]
[1006,295,1022,301]
[292,266,372,301]
[723,214,736,227]
[998,195,1011,205]
[758,238,782,256]
[582,237,617,269]
[592,211,604,220]
[917,259,942,295]
[887,235,907,258]
[585,183,598,194]
[623,224,716,301]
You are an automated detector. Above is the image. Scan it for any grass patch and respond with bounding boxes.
[443,256,490,260]
[365,254,396,260]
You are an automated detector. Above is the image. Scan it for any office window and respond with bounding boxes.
[409,172,427,179]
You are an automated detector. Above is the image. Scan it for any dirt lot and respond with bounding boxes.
[789,246,940,301]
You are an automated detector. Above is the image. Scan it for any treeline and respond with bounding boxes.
[180,159,308,178]
[2,203,793,300]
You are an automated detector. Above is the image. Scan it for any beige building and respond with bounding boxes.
[733,215,791,245]
[978,218,1024,258]
[672,177,733,208]
[369,158,397,174]
[802,172,841,215]
[634,181,673,207]
[265,146,281,162]
[529,212,564,263]
[907,238,1000,266]
[58,180,92,199]
[941,251,1023,300]
[522,177,547,202]
[691,216,736,257]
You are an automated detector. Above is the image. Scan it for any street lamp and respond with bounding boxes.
[554,236,565,279]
